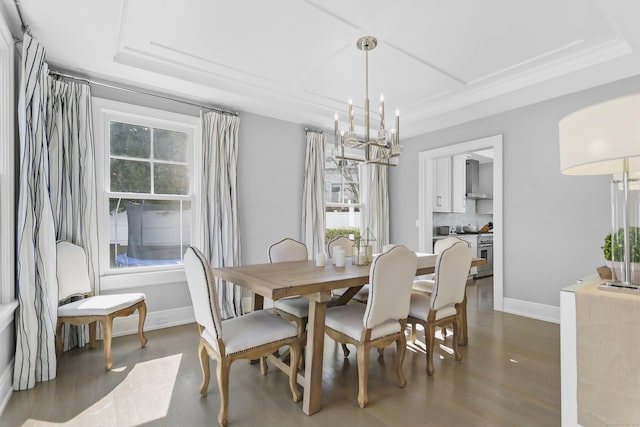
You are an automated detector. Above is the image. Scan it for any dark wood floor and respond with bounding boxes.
[2,278,560,426]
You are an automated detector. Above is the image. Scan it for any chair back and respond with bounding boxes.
[184,247,223,340]
[56,241,92,301]
[430,241,472,311]
[434,236,469,254]
[363,245,417,329]
[268,238,307,263]
[327,236,354,258]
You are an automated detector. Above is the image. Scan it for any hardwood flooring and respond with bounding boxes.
[2,278,560,426]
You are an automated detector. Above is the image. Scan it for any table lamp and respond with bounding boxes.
[559,93,640,290]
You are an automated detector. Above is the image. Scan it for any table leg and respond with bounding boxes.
[303,298,327,415]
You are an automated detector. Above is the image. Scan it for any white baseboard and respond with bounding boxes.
[502,297,560,324]
[0,357,13,418]
[111,306,195,338]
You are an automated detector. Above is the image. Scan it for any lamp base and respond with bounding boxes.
[599,280,640,292]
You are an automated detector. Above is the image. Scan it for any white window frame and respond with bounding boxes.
[324,142,370,234]
[92,98,201,290]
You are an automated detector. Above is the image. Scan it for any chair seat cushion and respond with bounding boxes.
[58,293,145,317]
[332,284,370,302]
[203,310,298,356]
[325,304,402,341]
[412,279,434,294]
[408,293,456,321]
[273,296,309,318]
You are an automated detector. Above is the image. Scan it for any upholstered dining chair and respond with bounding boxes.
[412,236,471,342]
[328,236,369,303]
[55,241,147,370]
[183,247,301,427]
[408,240,472,376]
[269,238,309,337]
[324,245,417,408]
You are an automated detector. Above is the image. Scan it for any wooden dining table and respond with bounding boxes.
[211,253,485,416]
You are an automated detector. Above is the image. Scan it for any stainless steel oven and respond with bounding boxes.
[476,233,493,278]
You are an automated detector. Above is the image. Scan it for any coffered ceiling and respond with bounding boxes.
[3,0,640,138]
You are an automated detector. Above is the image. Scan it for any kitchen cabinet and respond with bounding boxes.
[433,155,466,213]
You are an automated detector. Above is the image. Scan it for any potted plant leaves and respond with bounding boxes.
[602,227,640,282]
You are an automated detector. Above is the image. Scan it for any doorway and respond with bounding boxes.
[418,134,503,311]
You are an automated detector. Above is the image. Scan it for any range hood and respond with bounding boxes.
[466,159,492,200]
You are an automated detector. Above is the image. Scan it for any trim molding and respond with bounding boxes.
[0,357,13,418]
[503,297,560,324]
[0,301,18,335]
[110,306,195,338]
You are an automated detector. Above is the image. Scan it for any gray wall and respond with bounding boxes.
[390,75,640,307]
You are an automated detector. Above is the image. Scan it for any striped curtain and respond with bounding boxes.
[14,34,59,390]
[368,148,389,252]
[200,111,242,319]
[301,130,326,258]
[47,77,99,350]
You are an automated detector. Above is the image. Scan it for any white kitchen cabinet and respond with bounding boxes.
[451,155,467,213]
[433,157,451,212]
[433,155,466,213]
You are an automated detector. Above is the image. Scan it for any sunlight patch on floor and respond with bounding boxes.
[22,354,182,426]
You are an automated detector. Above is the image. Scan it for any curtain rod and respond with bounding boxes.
[14,0,30,35]
[50,71,239,116]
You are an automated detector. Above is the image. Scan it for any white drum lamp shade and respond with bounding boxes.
[559,93,640,176]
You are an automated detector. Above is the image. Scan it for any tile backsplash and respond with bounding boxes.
[433,201,492,234]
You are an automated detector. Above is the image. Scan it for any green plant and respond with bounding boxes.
[326,227,361,243]
[602,227,640,262]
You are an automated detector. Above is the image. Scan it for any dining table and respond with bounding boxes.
[211,252,486,416]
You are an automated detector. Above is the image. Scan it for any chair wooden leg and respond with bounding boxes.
[409,321,417,343]
[341,343,350,358]
[288,341,302,402]
[89,322,97,348]
[137,301,148,347]
[216,358,231,427]
[459,296,468,346]
[198,340,210,396]
[356,345,369,408]
[55,321,63,359]
[102,318,114,370]
[426,325,436,376]
[395,335,407,388]
[452,318,462,361]
[260,356,268,375]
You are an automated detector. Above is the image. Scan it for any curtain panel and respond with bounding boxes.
[200,111,243,319]
[368,148,389,252]
[14,34,59,390]
[301,131,326,258]
[47,77,99,351]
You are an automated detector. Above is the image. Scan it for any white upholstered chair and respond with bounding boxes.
[269,238,309,337]
[184,247,301,427]
[324,245,417,408]
[412,236,471,344]
[55,241,147,370]
[408,240,472,376]
[328,236,369,303]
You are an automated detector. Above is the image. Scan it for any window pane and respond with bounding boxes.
[154,129,188,162]
[109,198,191,268]
[110,159,150,193]
[324,156,360,204]
[154,163,189,195]
[110,122,150,158]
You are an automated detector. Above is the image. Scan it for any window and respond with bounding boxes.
[94,99,200,275]
[324,142,364,241]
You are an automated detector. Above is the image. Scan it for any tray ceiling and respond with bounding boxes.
[3,0,640,138]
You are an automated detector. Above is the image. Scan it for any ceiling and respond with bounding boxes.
[3,0,640,139]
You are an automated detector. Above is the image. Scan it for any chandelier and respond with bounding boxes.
[333,36,402,167]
